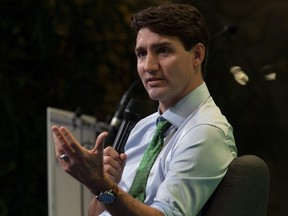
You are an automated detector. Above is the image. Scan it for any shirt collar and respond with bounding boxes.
[160,82,210,128]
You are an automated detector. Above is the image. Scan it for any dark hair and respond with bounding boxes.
[131,3,210,77]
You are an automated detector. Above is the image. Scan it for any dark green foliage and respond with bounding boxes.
[0,0,146,215]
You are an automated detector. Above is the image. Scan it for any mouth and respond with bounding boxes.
[145,77,164,86]
[146,77,164,83]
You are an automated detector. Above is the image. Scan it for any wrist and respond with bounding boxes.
[95,182,119,204]
[90,175,114,196]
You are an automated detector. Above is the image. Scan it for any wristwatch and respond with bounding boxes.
[96,183,119,204]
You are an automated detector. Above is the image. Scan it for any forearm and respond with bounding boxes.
[88,198,106,216]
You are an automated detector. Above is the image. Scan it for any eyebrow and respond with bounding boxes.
[135,42,172,53]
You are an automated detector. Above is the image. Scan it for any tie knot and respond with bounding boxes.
[156,119,171,136]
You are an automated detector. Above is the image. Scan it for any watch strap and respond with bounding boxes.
[96,183,119,204]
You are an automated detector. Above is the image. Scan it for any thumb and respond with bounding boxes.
[120,153,128,168]
[92,132,108,153]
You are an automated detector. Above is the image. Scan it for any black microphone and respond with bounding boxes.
[103,93,129,147]
[103,80,140,147]
[112,98,142,153]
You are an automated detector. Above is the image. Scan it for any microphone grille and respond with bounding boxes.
[124,98,142,122]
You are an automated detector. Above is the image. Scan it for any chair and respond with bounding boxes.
[201,155,270,216]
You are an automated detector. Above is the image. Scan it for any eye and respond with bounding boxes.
[136,50,147,59]
[157,47,171,55]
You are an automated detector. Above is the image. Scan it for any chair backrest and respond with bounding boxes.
[201,155,270,216]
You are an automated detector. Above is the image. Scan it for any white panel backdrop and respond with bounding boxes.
[47,107,97,216]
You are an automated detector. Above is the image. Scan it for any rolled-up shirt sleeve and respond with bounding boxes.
[151,123,237,216]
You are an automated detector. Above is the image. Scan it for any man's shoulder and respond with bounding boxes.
[183,98,232,135]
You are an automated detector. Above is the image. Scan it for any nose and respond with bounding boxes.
[144,53,159,74]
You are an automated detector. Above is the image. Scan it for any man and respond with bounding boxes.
[52,3,237,216]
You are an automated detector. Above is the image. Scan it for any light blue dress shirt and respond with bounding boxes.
[100,82,237,216]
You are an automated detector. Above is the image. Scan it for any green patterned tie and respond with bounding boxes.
[129,119,171,202]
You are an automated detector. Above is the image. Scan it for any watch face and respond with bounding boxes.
[97,191,116,204]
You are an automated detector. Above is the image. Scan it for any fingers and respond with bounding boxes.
[104,146,121,160]
[103,158,121,182]
[103,147,127,183]
[59,126,82,156]
[52,126,71,156]
[51,126,82,159]
[119,153,128,168]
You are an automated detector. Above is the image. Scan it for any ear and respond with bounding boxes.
[192,43,205,66]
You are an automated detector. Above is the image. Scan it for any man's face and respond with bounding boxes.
[135,28,203,112]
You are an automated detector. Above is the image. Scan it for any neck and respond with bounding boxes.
[159,80,204,113]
